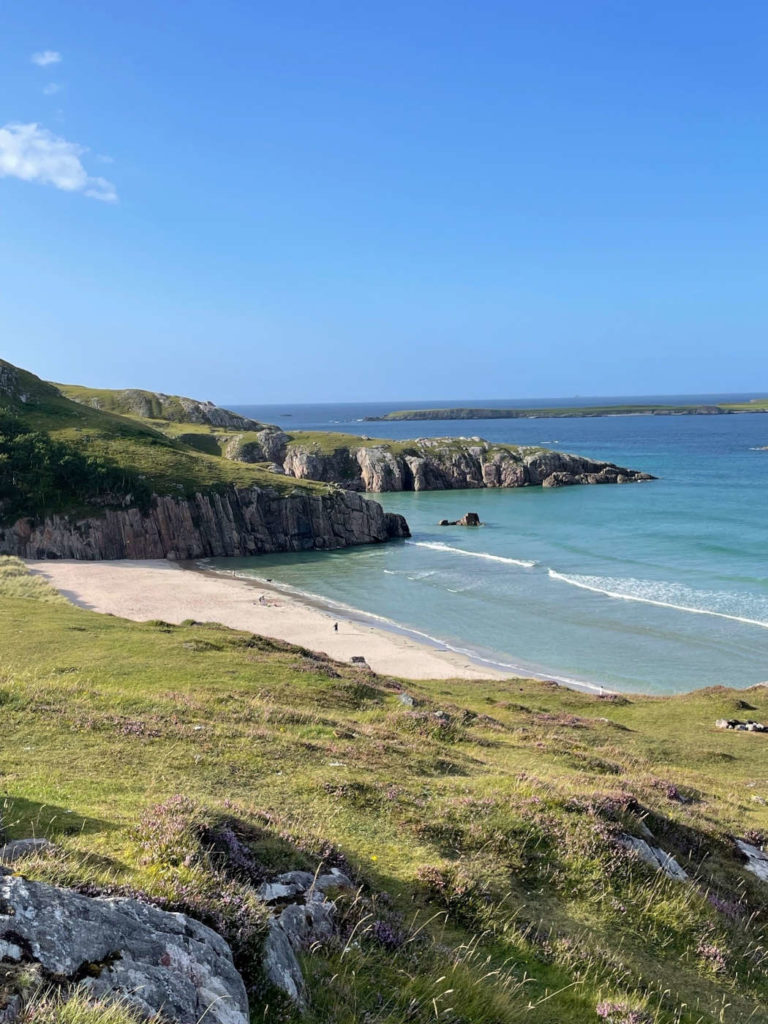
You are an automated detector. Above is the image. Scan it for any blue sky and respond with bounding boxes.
[1,2,767,403]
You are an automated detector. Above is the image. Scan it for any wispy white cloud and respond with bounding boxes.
[42,83,62,96]
[31,50,62,67]
[0,123,117,202]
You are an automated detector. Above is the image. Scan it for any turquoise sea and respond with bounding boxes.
[208,397,768,695]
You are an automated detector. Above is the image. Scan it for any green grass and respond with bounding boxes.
[2,559,767,1023]
[56,382,266,429]
[37,375,555,471]
[0,361,326,523]
[283,432,546,461]
[17,992,154,1024]
[722,399,768,412]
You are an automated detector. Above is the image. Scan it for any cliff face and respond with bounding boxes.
[0,486,410,560]
[278,438,654,492]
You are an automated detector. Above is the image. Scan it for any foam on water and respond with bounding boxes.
[203,403,768,693]
[407,540,536,568]
[200,562,611,693]
[548,571,768,629]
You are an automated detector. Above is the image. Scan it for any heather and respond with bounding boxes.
[1,559,767,1022]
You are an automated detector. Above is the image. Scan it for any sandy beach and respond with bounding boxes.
[27,559,509,681]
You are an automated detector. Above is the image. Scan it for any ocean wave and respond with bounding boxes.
[407,540,536,568]
[548,570,768,628]
[198,562,614,693]
[383,568,438,581]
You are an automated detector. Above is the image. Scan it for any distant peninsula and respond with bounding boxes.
[365,400,768,422]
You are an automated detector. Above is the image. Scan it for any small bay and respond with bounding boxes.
[209,398,768,694]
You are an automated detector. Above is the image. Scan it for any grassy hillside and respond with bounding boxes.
[2,557,767,1023]
[57,382,266,429]
[54,380,570,474]
[0,361,322,523]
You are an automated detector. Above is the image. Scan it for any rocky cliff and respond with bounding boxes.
[274,437,654,492]
[0,486,409,560]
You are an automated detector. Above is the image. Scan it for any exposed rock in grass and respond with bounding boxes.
[617,835,689,881]
[736,839,768,882]
[0,839,52,865]
[0,875,248,1024]
[261,868,353,1006]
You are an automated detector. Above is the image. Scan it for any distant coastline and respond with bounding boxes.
[364,400,768,422]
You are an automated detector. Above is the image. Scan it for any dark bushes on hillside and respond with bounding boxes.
[0,414,152,523]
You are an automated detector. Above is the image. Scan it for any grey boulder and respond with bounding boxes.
[262,867,353,1006]
[618,835,688,881]
[736,839,768,882]
[0,875,248,1024]
[0,839,52,865]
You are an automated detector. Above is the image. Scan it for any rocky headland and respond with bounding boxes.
[55,377,655,495]
[255,435,655,492]
[0,361,408,560]
[0,486,409,560]
[1,363,654,561]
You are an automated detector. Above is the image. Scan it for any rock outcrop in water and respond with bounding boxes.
[0,486,410,560]
[275,437,654,493]
[439,512,482,526]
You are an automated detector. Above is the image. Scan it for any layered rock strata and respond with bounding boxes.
[276,438,655,493]
[0,486,409,560]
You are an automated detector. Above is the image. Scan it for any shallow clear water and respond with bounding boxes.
[210,400,768,694]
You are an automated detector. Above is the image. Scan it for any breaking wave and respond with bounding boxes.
[548,570,768,628]
[407,540,536,568]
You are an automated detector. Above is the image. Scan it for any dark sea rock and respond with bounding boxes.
[439,512,482,526]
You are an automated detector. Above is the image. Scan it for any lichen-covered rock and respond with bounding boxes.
[224,428,289,464]
[261,868,352,1006]
[0,487,410,560]
[0,875,248,1024]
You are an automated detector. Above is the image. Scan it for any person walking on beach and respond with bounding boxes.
[333,622,339,632]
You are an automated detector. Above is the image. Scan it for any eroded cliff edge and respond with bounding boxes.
[239,434,655,492]
[0,486,410,560]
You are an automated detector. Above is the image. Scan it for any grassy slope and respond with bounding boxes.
[56,382,548,462]
[56,382,267,428]
[374,402,768,421]
[2,558,767,1023]
[0,361,324,510]
[120,424,544,463]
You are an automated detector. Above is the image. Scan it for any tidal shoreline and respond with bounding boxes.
[26,559,507,682]
[26,557,615,692]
